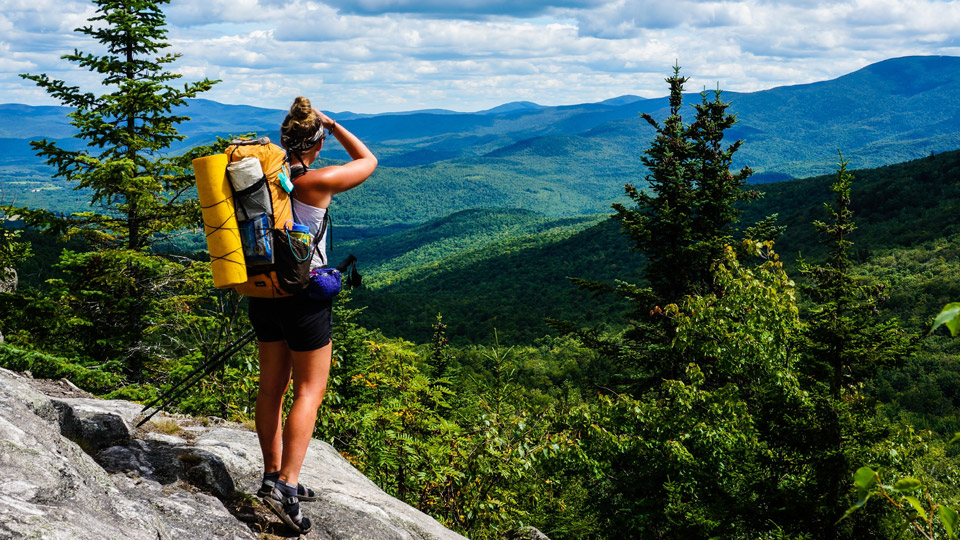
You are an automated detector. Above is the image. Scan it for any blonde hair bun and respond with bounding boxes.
[290,96,313,121]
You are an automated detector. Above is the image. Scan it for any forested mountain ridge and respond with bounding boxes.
[4,56,957,175]
[348,147,960,344]
[3,56,960,228]
[349,215,635,344]
[741,146,960,260]
[332,208,606,277]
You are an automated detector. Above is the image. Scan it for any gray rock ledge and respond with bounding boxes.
[0,366,468,540]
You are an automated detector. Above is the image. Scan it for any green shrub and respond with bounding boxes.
[0,344,123,393]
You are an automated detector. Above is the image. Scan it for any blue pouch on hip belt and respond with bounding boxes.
[305,254,361,300]
[306,267,342,299]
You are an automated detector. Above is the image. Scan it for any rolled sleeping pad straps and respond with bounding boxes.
[193,154,247,288]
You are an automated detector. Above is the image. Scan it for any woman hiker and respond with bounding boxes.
[251,96,377,534]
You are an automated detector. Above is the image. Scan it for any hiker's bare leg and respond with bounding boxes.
[278,341,332,486]
[256,340,292,473]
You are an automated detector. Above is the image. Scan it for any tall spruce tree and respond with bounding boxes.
[19,0,216,249]
[614,71,755,307]
[797,153,916,537]
[797,154,913,397]
[12,0,219,382]
[554,67,828,539]
[597,66,756,388]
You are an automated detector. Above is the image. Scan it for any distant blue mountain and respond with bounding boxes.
[3,56,960,226]
[0,104,77,139]
[340,108,460,119]
[725,55,960,175]
[599,95,645,106]
[476,101,546,115]
[483,55,960,178]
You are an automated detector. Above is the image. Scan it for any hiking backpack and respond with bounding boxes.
[224,137,325,298]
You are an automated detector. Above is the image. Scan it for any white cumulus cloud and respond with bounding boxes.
[0,0,957,112]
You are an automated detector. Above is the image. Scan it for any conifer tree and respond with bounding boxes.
[614,70,754,307]
[688,87,758,266]
[10,0,219,382]
[798,154,912,397]
[613,66,696,305]
[797,152,916,536]
[19,0,217,249]
[589,65,757,387]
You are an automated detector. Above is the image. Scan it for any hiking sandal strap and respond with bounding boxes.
[284,497,306,525]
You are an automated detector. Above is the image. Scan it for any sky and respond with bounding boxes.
[1,0,958,114]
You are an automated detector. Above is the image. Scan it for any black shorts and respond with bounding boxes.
[248,294,333,352]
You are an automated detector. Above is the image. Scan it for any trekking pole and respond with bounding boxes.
[136,330,254,427]
[139,329,255,415]
[136,329,256,428]
[336,254,357,272]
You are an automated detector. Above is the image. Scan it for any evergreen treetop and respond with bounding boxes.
[19,0,218,249]
[798,152,914,397]
[600,65,757,386]
[614,66,755,306]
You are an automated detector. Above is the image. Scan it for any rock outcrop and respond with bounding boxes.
[0,267,15,294]
[0,267,15,343]
[0,367,469,540]
[508,526,552,540]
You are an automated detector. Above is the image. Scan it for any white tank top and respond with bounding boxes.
[291,198,328,270]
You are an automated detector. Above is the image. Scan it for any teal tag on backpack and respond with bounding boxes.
[278,171,294,193]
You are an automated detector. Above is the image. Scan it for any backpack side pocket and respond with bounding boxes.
[273,228,311,294]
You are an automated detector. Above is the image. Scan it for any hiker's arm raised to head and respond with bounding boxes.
[304,111,377,194]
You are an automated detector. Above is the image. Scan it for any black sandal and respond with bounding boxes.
[258,478,318,502]
[263,488,312,534]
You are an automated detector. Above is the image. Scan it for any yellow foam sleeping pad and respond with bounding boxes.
[192,154,248,288]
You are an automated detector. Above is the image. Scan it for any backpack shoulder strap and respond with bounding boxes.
[308,212,330,267]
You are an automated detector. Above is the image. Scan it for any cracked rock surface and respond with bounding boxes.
[0,367,468,540]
